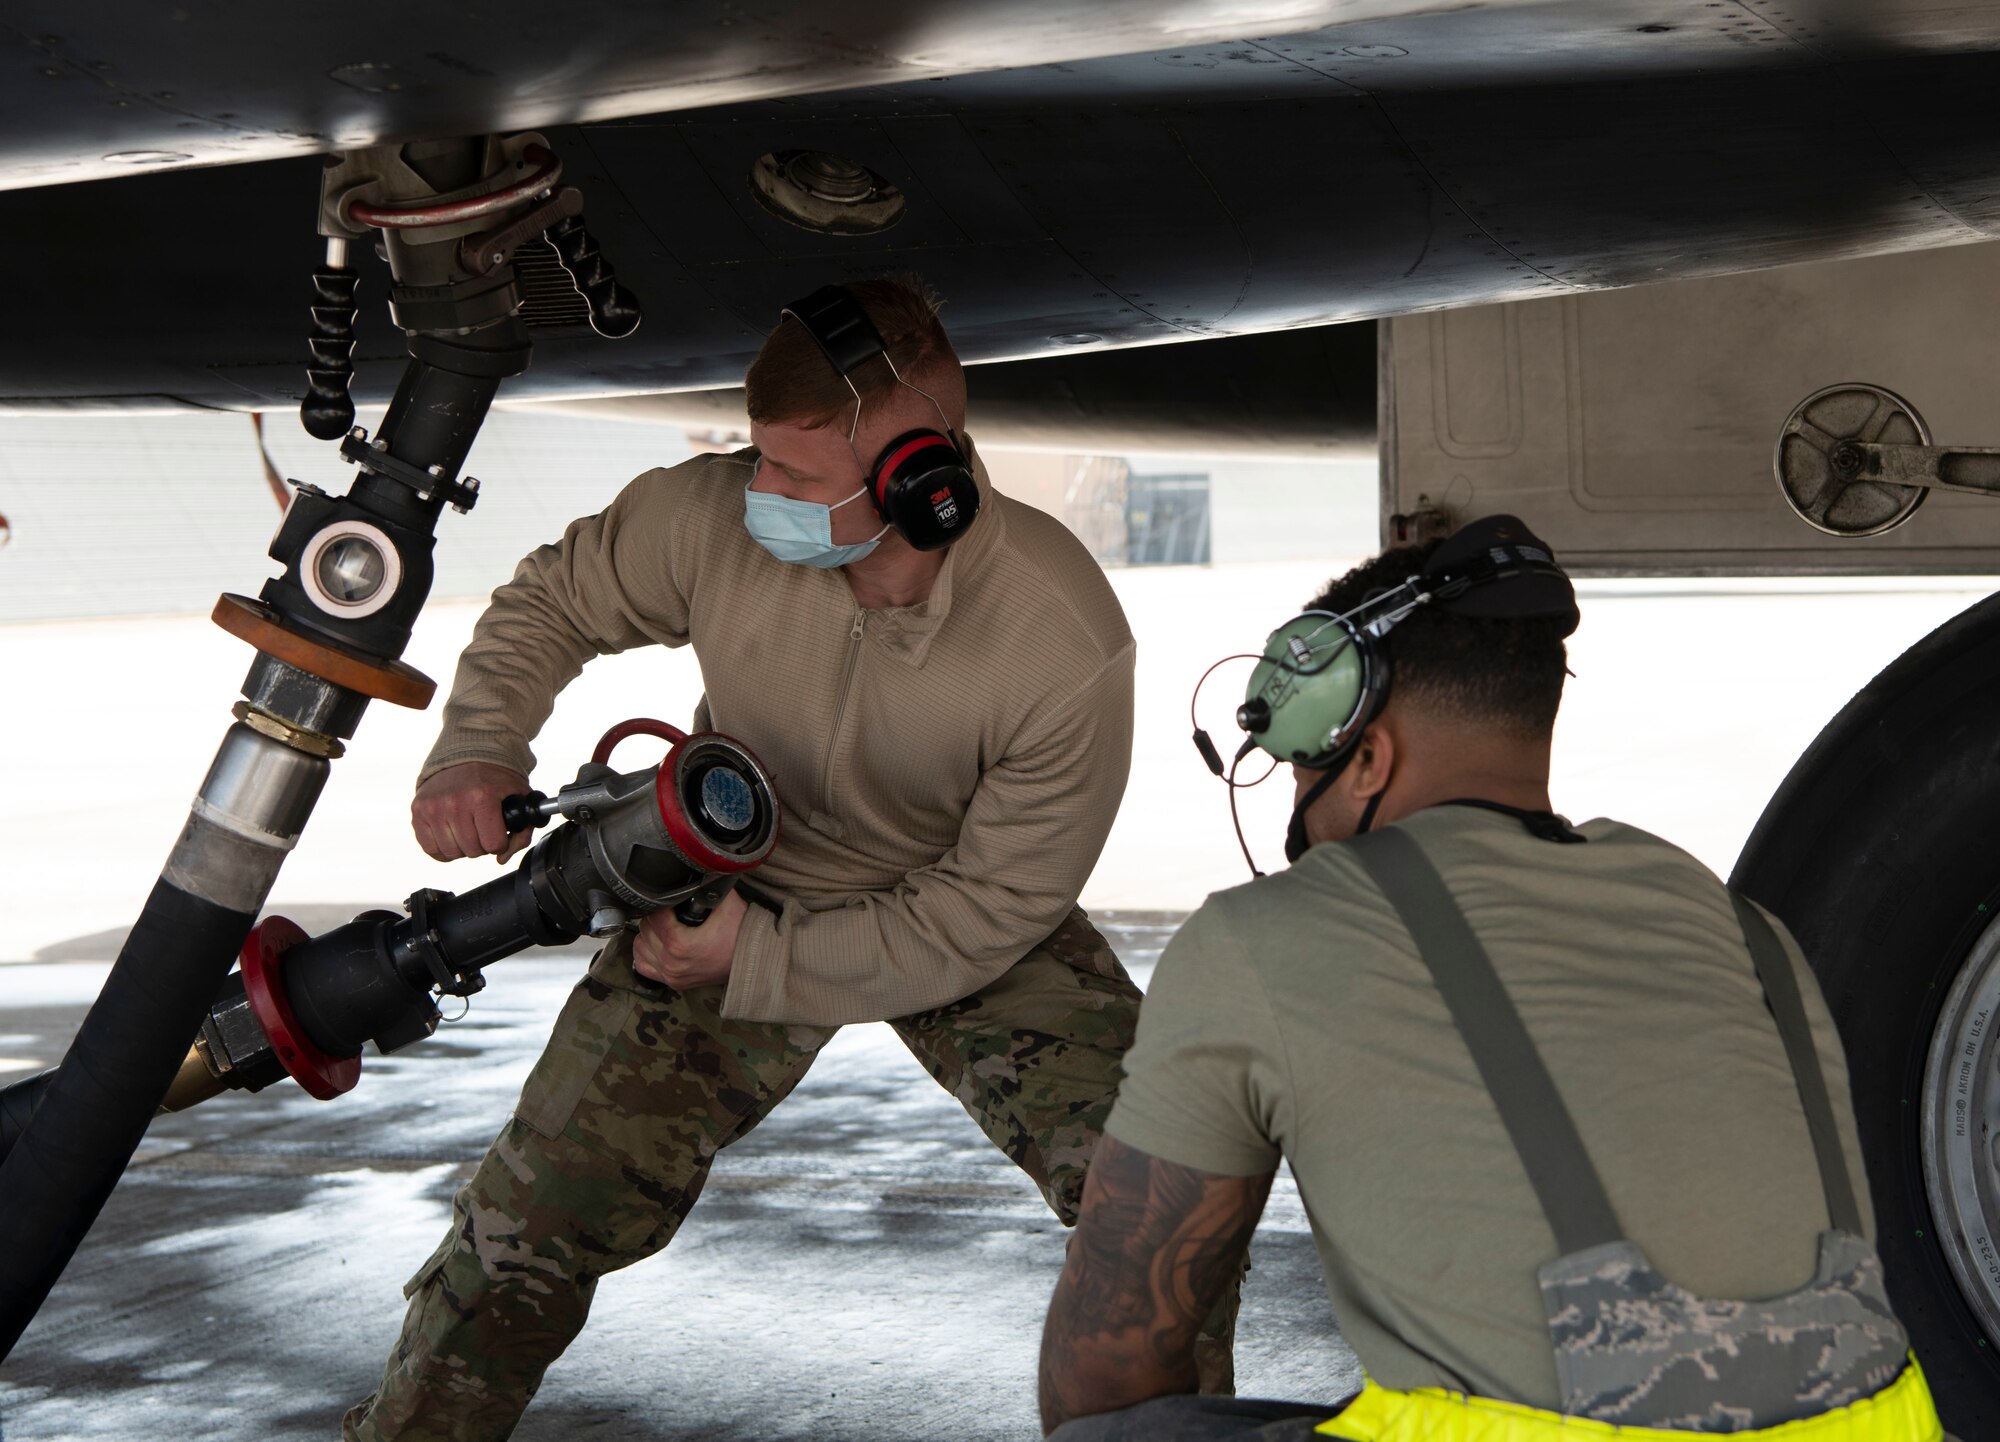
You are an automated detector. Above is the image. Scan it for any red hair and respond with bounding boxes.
[745,274,958,429]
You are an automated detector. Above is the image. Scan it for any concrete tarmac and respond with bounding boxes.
[0,918,1360,1442]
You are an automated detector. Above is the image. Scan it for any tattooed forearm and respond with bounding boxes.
[1038,1137,1273,1434]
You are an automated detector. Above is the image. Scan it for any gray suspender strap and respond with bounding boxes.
[1728,892,1865,1236]
[1349,825,1865,1252]
[1347,827,1625,1253]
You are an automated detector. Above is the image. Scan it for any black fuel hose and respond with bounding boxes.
[0,319,526,1357]
[0,880,257,1354]
[0,1069,53,1164]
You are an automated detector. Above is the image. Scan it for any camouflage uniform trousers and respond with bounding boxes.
[343,909,1240,1441]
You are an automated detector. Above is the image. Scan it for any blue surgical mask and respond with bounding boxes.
[742,470,888,568]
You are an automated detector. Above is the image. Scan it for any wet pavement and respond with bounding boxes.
[0,916,1359,1442]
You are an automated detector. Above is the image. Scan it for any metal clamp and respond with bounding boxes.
[339,426,482,513]
[345,143,562,232]
[404,889,486,999]
[231,701,346,759]
[459,185,585,279]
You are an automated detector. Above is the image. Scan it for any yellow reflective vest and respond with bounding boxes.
[1316,1356,1942,1442]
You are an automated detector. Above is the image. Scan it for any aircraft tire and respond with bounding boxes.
[1733,589,2000,1436]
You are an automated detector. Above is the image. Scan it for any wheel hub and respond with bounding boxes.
[1921,907,2000,1340]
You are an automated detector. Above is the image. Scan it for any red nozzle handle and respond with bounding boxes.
[591,718,688,767]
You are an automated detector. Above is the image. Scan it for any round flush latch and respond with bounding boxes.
[1773,382,1931,538]
[750,150,905,235]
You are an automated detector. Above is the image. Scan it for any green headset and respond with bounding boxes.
[1193,515,1579,871]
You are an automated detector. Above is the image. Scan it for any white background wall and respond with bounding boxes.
[0,410,686,622]
[1128,453,1379,565]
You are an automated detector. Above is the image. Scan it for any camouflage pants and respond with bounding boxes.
[344,910,1235,1441]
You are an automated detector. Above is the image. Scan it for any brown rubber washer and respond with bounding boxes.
[212,593,437,710]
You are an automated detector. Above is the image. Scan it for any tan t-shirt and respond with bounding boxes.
[1105,803,1872,1410]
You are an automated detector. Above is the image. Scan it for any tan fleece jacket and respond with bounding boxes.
[421,440,1136,1026]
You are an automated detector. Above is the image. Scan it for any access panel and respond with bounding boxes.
[1381,240,2000,574]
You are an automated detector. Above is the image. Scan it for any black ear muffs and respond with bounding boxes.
[870,428,981,551]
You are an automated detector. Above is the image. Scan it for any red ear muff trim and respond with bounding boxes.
[869,427,980,550]
[873,432,957,502]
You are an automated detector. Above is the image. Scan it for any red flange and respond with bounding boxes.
[655,733,780,875]
[594,716,778,874]
[240,917,361,1101]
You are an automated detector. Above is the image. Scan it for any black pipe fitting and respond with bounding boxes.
[281,863,579,1062]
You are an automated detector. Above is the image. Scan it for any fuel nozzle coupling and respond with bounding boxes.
[506,718,779,937]
[165,718,780,1109]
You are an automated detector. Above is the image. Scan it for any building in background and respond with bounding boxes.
[976,449,1374,570]
[1125,473,1211,565]
[0,410,692,622]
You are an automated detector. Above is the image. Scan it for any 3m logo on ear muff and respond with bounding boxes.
[870,428,979,548]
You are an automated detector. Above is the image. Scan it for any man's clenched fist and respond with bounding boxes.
[632,889,748,992]
[412,761,533,863]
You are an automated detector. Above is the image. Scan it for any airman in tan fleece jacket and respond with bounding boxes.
[420,440,1135,1026]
